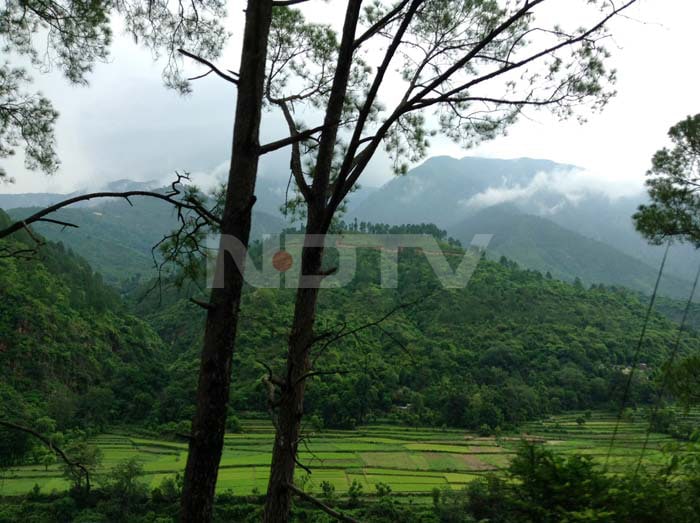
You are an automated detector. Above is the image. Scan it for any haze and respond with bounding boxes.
[1,0,698,197]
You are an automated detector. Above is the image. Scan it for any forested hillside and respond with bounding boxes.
[2,212,693,440]
[348,156,700,290]
[2,0,699,520]
[452,204,694,299]
[131,226,696,433]
[0,210,167,463]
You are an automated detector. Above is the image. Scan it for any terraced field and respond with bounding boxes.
[0,412,692,497]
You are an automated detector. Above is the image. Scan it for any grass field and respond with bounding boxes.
[0,412,692,497]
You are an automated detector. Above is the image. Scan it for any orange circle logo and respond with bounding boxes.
[272,250,293,272]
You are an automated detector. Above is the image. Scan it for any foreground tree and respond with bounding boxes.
[0,1,320,519]
[177,2,274,520]
[258,1,640,520]
[634,114,700,246]
[0,1,261,520]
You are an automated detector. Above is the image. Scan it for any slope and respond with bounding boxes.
[6,195,285,287]
[0,209,168,442]
[450,205,694,299]
[130,225,696,431]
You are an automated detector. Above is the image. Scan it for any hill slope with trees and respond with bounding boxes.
[131,226,697,432]
[0,210,168,465]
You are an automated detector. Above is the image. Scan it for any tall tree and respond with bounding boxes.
[0,4,322,520]
[0,2,262,519]
[256,1,640,521]
[177,1,274,520]
[634,114,700,246]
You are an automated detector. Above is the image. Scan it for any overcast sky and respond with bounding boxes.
[2,0,698,196]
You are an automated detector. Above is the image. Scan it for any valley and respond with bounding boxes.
[0,412,688,497]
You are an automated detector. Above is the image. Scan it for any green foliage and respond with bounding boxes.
[667,355,700,409]
[348,479,363,507]
[125,223,699,432]
[320,480,335,501]
[0,65,59,177]
[151,472,183,504]
[0,224,168,465]
[447,442,700,523]
[635,114,700,247]
[0,0,227,180]
[226,414,243,434]
[61,439,101,493]
[0,0,111,176]
[374,482,392,498]
[99,458,149,519]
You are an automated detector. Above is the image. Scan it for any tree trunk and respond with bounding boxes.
[263,213,325,523]
[262,4,362,521]
[179,2,273,521]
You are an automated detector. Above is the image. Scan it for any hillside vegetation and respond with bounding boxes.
[131,225,697,433]
[0,210,167,465]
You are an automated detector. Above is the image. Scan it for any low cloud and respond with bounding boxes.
[460,168,645,212]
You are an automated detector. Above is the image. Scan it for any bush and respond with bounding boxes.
[100,458,149,520]
[348,480,363,507]
[226,414,242,433]
[320,480,335,500]
[151,472,183,503]
[375,482,392,498]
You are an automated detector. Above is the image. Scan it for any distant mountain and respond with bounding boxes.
[348,155,700,296]
[4,157,699,297]
[101,179,160,192]
[350,156,572,226]
[539,195,700,283]
[453,205,693,299]
[0,191,76,210]
[252,175,380,220]
[6,192,285,287]
[0,179,160,210]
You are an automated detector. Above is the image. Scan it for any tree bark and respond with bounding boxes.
[262,3,362,521]
[263,211,325,523]
[179,1,273,521]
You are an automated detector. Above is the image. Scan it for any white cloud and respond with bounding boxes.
[461,168,645,211]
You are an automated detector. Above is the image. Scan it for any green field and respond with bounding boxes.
[0,412,690,497]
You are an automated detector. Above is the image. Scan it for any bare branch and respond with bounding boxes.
[353,0,412,50]
[415,1,638,107]
[285,482,361,523]
[36,217,79,230]
[0,420,91,492]
[257,360,286,388]
[259,124,327,155]
[0,180,221,241]
[335,0,639,204]
[190,298,214,310]
[293,369,351,388]
[271,98,313,201]
[178,48,239,85]
[312,296,422,367]
[334,0,424,209]
[294,454,312,475]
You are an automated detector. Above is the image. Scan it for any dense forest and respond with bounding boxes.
[0,210,168,463]
[2,211,695,440]
[137,234,695,435]
[3,212,700,522]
